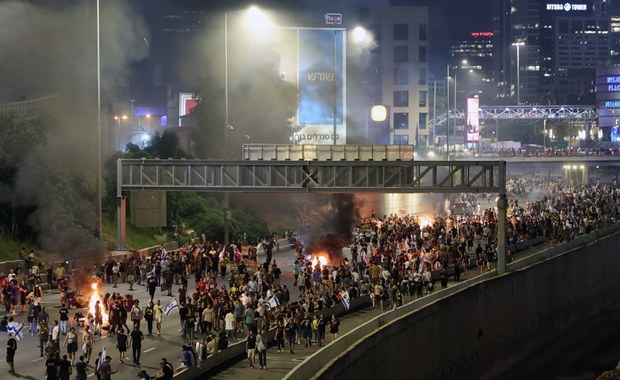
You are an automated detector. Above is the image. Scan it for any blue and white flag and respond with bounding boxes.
[7,321,24,340]
[266,296,280,310]
[163,298,179,316]
[97,346,107,373]
[340,289,350,310]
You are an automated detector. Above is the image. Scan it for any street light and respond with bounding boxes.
[115,115,128,151]
[96,0,103,242]
[512,42,525,105]
[446,64,450,159]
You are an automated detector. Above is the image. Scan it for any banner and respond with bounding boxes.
[466,98,480,142]
[297,29,346,144]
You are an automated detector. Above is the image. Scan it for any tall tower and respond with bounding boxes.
[493,0,614,105]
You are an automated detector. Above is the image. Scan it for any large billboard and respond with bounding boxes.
[271,28,346,144]
[466,97,480,142]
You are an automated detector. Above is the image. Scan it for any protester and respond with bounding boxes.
[154,358,174,379]
[256,328,267,369]
[45,352,60,380]
[58,354,72,380]
[63,326,78,364]
[75,355,88,380]
[129,325,144,366]
[177,345,193,371]
[99,356,117,380]
[6,332,16,373]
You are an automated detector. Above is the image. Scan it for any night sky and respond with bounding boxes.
[141,0,495,74]
[430,0,495,67]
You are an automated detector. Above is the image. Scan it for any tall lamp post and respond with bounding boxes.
[512,42,525,105]
[446,64,450,159]
[96,0,103,242]
[333,29,338,145]
[224,10,231,250]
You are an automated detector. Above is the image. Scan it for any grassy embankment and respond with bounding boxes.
[0,208,297,262]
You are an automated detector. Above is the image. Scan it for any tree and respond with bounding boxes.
[0,113,48,240]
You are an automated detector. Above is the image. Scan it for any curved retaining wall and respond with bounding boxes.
[284,223,620,380]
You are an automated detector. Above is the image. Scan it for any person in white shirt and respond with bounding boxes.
[52,320,60,343]
[224,311,236,342]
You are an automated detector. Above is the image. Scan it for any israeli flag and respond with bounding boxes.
[97,346,107,373]
[266,296,280,310]
[340,290,350,310]
[163,298,179,316]
[7,321,24,340]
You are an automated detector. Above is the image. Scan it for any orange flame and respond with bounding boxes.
[311,251,329,268]
[419,216,434,228]
[88,280,109,323]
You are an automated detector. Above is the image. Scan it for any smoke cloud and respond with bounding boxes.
[0,0,148,260]
[295,193,360,260]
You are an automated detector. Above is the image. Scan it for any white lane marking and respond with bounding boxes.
[32,357,44,362]
[144,347,156,353]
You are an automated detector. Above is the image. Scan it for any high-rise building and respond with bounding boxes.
[363,0,430,146]
[450,32,494,106]
[493,0,618,105]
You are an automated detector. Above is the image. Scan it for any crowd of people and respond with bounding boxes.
[0,177,618,378]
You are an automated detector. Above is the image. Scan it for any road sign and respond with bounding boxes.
[325,13,342,25]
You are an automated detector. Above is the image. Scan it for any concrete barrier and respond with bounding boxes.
[284,222,620,380]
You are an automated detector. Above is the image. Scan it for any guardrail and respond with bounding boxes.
[242,144,415,161]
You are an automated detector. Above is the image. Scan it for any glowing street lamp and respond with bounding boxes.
[115,115,128,151]
[370,105,388,122]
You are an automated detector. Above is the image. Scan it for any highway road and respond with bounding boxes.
[0,246,300,379]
